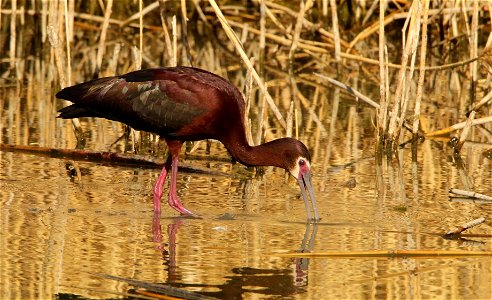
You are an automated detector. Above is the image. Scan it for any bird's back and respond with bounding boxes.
[57,67,246,141]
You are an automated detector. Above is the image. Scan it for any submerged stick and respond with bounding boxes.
[0,143,229,176]
[275,249,492,258]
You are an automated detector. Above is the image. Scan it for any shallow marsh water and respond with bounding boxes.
[1,99,491,299]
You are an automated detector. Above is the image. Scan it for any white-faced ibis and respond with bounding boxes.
[56,67,319,220]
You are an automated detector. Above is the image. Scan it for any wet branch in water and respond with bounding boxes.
[0,143,230,177]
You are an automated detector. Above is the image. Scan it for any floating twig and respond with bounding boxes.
[449,189,492,201]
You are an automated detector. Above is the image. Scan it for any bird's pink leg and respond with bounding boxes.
[163,140,196,216]
[153,156,172,213]
[168,154,196,216]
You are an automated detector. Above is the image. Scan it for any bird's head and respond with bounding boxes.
[280,139,319,221]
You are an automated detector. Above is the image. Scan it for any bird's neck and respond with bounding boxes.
[222,134,285,168]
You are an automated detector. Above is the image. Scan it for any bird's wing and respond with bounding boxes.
[57,73,207,135]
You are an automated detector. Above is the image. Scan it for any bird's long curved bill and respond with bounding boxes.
[297,171,319,221]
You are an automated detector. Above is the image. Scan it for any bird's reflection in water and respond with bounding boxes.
[152,213,184,282]
[294,222,319,287]
[151,214,320,298]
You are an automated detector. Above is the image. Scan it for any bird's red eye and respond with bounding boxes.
[299,159,306,166]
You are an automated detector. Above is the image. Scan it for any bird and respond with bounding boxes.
[56,66,319,221]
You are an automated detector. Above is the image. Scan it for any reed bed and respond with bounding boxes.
[0,0,491,159]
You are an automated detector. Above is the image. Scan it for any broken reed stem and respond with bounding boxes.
[95,0,113,75]
[139,0,143,69]
[287,0,311,141]
[454,110,475,154]
[426,115,492,137]
[107,42,121,76]
[468,90,492,113]
[256,0,266,146]
[158,0,173,63]
[9,0,16,69]
[470,0,479,102]
[396,2,421,143]
[63,0,72,85]
[444,217,486,236]
[296,89,327,134]
[329,0,341,64]
[180,0,193,66]
[377,0,387,140]
[172,15,177,67]
[289,0,309,61]
[119,1,159,28]
[449,189,492,201]
[208,0,287,130]
[387,1,420,144]
[412,0,430,136]
[244,61,254,145]
[314,73,379,109]
[286,101,294,138]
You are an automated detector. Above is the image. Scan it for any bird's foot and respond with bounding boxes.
[168,196,199,218]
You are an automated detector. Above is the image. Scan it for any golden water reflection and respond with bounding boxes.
[1,136,491,299]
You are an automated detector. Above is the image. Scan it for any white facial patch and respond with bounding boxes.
[289,156,311,179]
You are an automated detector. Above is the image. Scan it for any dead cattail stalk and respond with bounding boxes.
[378,0,387,141]
[244,60,254,145]
[47,1,82,135]
[387,1,420,145]
[208,0,286,130]
[454,110,476,154]
[9,0,17,69]
[158,0,173,63]
[256,0,266,145]
[329,0,341,65]
[172,15,177,66]
[63,0,72,85]
[106,43,121,76]
[395,2,422,143]
[286,101,294,138]
[139,0,143,69]
[412,0,430,136]
[95,0,113,75]
[469,0,479,103]
[180,0,193,66]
